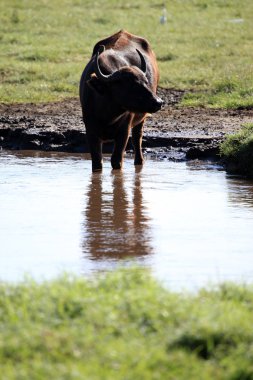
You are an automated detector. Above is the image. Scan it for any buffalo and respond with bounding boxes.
[80,30,163,171]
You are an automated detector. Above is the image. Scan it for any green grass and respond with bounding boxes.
[1,268,253,379]
[0,0,253,107]
[220,123,253,177]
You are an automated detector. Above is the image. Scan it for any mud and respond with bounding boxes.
[0,88,252,161]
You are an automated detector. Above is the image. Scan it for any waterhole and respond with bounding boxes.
[1,150,253,290]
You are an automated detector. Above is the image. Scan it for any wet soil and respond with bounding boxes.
[0,88,252,161]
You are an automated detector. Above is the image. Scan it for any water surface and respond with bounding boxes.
[1,151,253,290]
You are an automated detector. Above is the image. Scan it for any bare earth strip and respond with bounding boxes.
[0,89,252,160]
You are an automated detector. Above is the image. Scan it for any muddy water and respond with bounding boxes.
[1,151,253,290]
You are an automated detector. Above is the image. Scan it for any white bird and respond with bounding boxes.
[160,6,167,24]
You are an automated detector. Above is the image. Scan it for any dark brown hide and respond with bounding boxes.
[80,30,163,171]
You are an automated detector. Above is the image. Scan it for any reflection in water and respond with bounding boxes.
[226,176,253,208]
[83,168,153,260]
[1,150,253,289]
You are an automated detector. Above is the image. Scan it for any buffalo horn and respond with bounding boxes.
[94,45,113,82]
[136,49,147,74]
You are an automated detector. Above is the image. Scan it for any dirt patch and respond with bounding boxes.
[0,88,252,160]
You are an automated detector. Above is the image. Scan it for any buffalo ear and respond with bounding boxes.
[87,75,107,95]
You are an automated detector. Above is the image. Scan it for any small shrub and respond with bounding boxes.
[11,10,19,24]
[214,78,238,94]
[220,124,253,177]
[157,53,177,62]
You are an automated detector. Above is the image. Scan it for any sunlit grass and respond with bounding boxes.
[1,268,253,379]
[0,0,253,107]
[220,123,253,177]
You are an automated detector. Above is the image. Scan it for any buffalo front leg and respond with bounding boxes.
[132,121,144,165]
[86,133,103,172]
[111,125,130,170]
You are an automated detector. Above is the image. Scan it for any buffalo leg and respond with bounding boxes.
[111,126,130,170]
[87,133,103,172]
[132,121,144,165]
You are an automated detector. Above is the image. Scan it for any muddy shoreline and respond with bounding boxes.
[0,88,252,161]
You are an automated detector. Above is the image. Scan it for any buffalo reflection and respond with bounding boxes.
[82,168,153,260]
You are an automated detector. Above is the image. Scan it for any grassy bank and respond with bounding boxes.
[1,268,253,379]
[220,123,253,177]
[0,0,253,107]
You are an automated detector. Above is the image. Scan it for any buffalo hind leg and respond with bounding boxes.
[111,126,130,170]
[87,134,103,172]
[132,121,144,166]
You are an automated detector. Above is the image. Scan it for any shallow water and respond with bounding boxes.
[1,150,253,290]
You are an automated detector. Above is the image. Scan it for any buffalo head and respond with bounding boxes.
[92,46,163,114]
